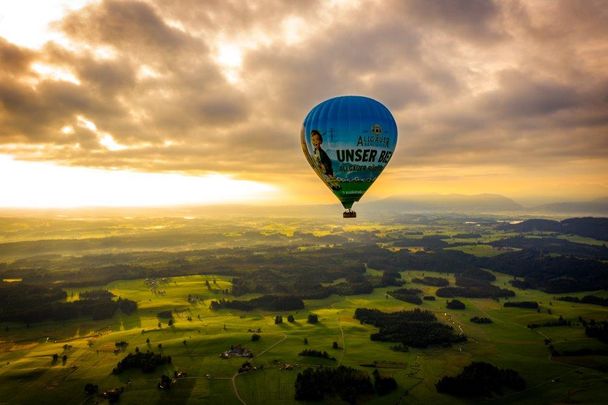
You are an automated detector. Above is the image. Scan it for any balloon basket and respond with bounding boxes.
[343,210,357,219]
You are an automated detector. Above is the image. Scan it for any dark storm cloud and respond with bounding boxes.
[0,0,606,181]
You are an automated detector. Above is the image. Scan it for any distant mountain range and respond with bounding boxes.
[362,194,523,213]
[0,195,606,218]
[498,217,608,240]
[531,198,608,215]
[360,194,608,216]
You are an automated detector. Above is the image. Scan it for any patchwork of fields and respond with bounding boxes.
[0,215,607,404]
[1,270,607,404]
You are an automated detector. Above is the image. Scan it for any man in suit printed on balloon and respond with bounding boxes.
[310,130,341,190]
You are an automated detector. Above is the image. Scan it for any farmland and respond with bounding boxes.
[0,214,607,404]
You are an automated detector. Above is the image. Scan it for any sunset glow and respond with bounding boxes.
[0,155,276,208]
[0,0,92,48]
[0,0,606,208]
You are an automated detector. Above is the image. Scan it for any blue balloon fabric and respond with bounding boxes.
[301,95,398,210]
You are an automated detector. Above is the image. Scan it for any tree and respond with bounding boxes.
[294,365,374,402]
[299,349,335,360]
[307,313,319,324]
[373,369,397,395]
[113,351,172,374]
[435,362,526,397]
[84,383,99,396]
[158,374,172,390]
[447,299,466,310]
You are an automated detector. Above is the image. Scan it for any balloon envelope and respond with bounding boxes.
[301,96,398,209]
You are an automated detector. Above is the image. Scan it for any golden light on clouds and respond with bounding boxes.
[0,0,93,49]
[31,62,81,85]
[214,42,244,84]
[0,0,606,208]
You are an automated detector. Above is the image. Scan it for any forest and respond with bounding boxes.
[354,308,466,348]
[0,284,137,322]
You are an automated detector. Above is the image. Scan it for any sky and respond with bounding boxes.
[0,0,607,208]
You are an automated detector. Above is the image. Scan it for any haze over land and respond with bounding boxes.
[1,193,607,221]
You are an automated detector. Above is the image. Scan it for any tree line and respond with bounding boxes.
[209,295,304,311]
[436,361,525,397]
[354,308,466,348]
[0,284,136,323]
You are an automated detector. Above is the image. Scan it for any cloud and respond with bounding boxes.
[59,0,195,53]
[396,0,505,43]
[0,37,35,75]
[0,0,606,196]
[479,70,580,118]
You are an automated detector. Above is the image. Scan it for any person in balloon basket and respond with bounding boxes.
[311,130,341,190]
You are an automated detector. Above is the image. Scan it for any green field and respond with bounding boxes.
[1,215,607,404]
[1,270,608,404]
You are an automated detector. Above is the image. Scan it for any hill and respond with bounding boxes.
[499,217,608,241]
[363,194,523,213]
[532,198,608,215]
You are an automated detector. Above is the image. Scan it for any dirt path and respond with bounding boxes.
[329,304,346,365]
[231,333,288,405]
[231,372,247,405]
[335,309,346,365]
[255,333,287,358]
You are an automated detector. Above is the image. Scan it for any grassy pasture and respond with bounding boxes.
[1,269,607,404]
[1,216,607,404]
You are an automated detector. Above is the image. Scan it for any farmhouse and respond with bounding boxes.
[219,344,253,359]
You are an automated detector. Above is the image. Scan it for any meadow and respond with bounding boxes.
[0,214,607,404]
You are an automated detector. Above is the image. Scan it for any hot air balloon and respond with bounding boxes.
[301,96,398,218]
